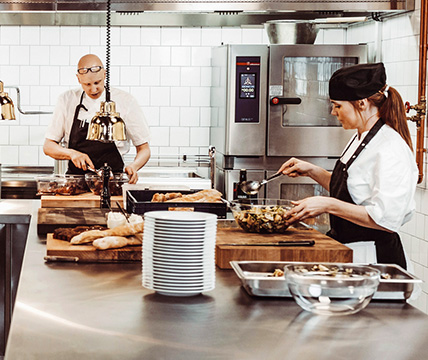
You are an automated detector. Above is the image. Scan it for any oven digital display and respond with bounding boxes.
[239,73,256,99]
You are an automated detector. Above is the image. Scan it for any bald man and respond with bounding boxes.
[43,54,151,184]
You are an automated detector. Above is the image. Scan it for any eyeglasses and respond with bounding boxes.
[77,66,103,75]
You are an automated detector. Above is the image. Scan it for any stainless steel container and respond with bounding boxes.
[264,20,319,44]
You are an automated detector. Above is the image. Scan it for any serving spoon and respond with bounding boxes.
[240,172,283,195]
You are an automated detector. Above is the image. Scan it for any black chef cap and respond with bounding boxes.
[329,62,386,101]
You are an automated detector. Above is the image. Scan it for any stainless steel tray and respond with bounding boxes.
[230,261,422,300]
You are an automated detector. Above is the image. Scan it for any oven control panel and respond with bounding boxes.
[235,56,260,123]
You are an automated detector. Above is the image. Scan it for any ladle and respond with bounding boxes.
[240,172,283,195]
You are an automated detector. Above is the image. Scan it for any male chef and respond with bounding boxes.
[43,54,150,184]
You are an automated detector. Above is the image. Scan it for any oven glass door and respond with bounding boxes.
[267,44,367,157]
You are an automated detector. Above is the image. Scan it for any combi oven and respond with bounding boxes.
[210,44,367,203]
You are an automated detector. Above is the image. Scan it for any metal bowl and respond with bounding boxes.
[85,173,129,196]
[284,263,380,316]
[36,174,88,196]
[230,199,293,233]
[264,20,319,44]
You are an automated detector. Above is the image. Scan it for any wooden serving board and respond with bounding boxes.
[215,227,352,269]
[37,208,109,235]
[41,192,123,208]
[46,234,141,262]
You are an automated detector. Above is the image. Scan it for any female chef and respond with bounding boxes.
[279,62,418,269]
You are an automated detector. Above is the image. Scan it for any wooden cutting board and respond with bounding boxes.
[46,234,141,262]
[41,193,123,208]
[215,227,352,269]
[45,225,351,265]
[37,208,109,235]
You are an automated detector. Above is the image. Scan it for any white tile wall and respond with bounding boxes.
[1,6,428,313]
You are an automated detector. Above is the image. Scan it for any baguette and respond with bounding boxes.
[70,221,144,245]
[92,234,143,250]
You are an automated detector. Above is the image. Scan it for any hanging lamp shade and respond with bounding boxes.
[86,0,127,143]
[87,100,126,142]
[0,80,16,120]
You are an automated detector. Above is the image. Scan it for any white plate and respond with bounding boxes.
[150,244,207,252]
[144,222,217,230]
[145,283,214,291]
[143,260,214,269]
[145,265,207,273]
[144,211,217,222]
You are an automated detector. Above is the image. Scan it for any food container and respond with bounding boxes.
[230,261,422,300]
[230,199,293,233]
[36,174,89,196]
[126,189,227,218]
[284,263,380,316]
[85,173,129,196]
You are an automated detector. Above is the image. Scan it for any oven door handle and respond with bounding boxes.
[270,97,302,106]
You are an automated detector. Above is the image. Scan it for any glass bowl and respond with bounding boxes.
[85,173,129,196]
[284,263,380,316]
[229,199,293,233]
[36,174,89,196]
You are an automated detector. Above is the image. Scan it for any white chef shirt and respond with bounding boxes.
[340,124,418,232]
[45,87,150,156]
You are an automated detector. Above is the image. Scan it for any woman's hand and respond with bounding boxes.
[278,157,332,191]
[286,196,331,224]
[278,157,315,178]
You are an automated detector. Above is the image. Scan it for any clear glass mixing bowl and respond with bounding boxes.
[284,263,380,316]
[230,199,293,233]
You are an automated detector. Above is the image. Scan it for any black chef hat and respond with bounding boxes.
[329,62,386,101]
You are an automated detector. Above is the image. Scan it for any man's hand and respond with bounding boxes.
[69,150,95,171]
[125,165,138,184]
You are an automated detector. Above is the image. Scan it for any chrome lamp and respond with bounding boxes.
[0,80,16,120]
[86,0,126,143]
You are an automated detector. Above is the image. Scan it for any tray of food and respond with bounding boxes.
[36,174,89,196]
[126,189,227,218]
[230,261,422,300]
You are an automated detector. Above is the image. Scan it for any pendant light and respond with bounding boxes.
[86,0,126,143]
[0,80,16,120]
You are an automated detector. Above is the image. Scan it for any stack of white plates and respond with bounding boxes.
[142,211,217,296]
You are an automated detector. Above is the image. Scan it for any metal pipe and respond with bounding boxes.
[4,86,52,115]
[416,0,427,184]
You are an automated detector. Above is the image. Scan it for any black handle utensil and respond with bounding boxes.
[116,201,130,223]
[222,240,315,247]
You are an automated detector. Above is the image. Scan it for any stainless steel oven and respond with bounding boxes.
[210,43,367,203]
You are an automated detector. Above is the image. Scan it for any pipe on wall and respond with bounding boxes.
[415,0,427,184]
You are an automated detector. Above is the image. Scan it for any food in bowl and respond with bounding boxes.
[284,263,380,316]
[85,173,129,196]
[36,175,89,196]
[230,199,293,233]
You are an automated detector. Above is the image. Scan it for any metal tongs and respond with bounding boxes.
[116,201,130,223]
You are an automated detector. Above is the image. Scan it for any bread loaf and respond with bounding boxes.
[70,221,144,245]
[92,234,142,250]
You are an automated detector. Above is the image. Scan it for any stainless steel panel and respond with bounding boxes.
[269,127,355,156]
[211,44,268,156]
[267,44,367,157]
[0,0,415,13]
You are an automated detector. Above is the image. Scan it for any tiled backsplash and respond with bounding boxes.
[1,5,428,313]
[0,25,271,166]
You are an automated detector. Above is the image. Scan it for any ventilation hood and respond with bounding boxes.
[0,0,415,26]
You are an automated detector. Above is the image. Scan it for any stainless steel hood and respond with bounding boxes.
[0,0,415,26]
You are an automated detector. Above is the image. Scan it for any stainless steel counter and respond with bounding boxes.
[3,199,428,360]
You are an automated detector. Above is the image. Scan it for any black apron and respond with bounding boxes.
[327,119,407,269]
[67,92,124,175]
